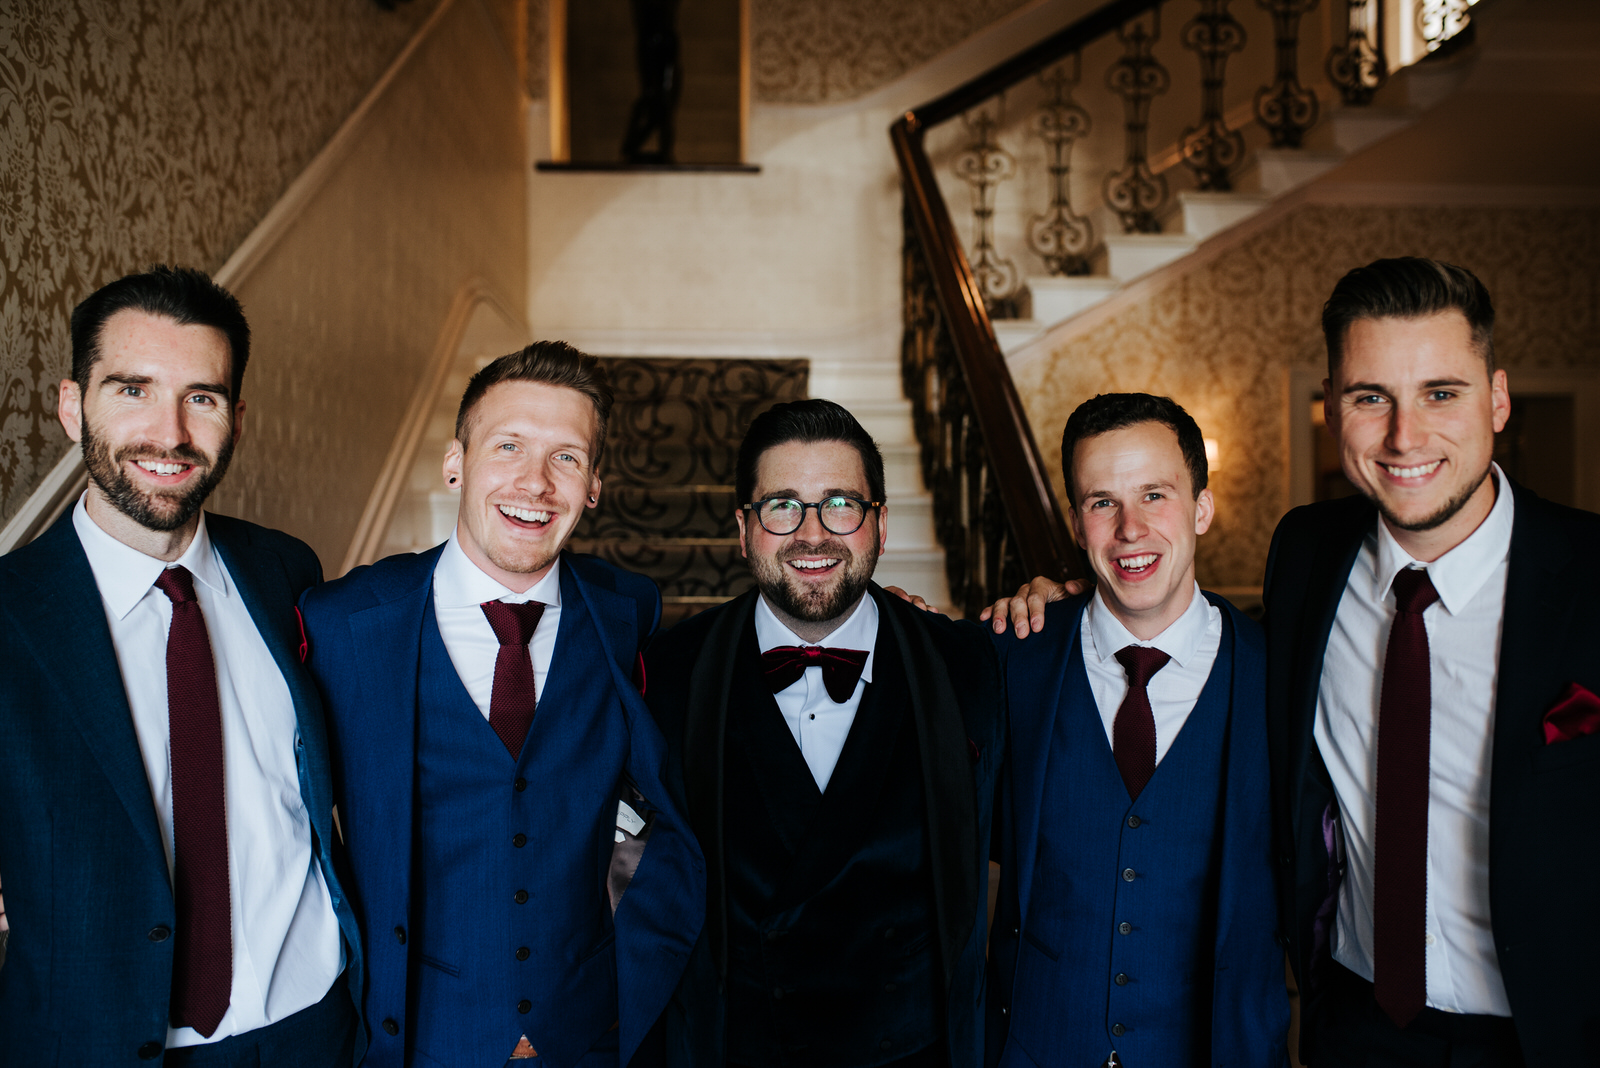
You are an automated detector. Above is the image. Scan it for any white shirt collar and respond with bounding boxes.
[1372,463,1515,615]
[73,496,229,620]
[753,590,878,685]
[432,529,563,607]
[1085,582,1210,668]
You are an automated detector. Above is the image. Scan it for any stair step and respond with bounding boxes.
[1170,190,1272,241]
[1328,106,1416,154]
[809,359,904,401]
[1026,276,1122,325]
[841,401,917,445]
[1237,148,1344,197]
[994,319,1044,355]
[569,540,756,600]
[1101,232,1202,282]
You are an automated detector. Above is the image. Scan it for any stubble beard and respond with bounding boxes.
[81,417,232,533]
[1372,460,1492,534]
[749,535,878,625]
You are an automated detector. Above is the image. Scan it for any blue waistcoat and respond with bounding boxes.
[1010,615,1235,1068]
[409,588,625,1067]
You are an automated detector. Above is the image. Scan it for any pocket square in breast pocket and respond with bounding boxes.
[1543,682,1600,745]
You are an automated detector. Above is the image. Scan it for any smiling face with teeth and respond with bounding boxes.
[1067,420,1214,641]
[445,380,602,593]
[57,309,243,560]
[1327,310,1510,562]
[736,439,886,643]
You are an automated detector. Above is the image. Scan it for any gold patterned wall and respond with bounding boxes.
[0,0,457,525]
[1012,203,1600,590]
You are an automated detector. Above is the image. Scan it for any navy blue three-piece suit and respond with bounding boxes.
[299,546,705,1068]
[987,591,1288,1068]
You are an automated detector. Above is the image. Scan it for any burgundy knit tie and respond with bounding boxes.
[1373,566,1440,1029]
[1113,646,1170,800]
[154,565,232,1037]
[480,600,545,758]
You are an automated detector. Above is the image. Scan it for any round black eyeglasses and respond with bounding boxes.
[743,496,883,536]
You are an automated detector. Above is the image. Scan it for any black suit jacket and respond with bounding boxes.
[1264,480,1600,1065]
[643,584,1005,1067]
[0,512,363,1068]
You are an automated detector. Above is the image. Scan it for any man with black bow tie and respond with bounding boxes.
[642,399,1004,1068]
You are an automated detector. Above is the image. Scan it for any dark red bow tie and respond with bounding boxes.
[760,645,869,703]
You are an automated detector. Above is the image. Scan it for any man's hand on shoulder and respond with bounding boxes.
[882,586,944,614]
[979,576,1086,638]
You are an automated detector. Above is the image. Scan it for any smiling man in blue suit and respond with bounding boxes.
[984,394,1287,1068]
[0,267,362,1067]
[298,342,704,1068]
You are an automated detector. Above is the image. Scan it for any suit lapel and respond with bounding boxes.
[684,589,759,978]
[1010,597,1085,930]
[876,586,977,992]
[5,520,168,874]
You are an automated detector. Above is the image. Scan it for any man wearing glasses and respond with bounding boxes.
[641,399,1004,1068]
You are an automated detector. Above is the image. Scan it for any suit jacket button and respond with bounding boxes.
[514,777,528,792]
[514,889,529,904]
[1122,868,1136,882]
[382,1019,399,1036]
[512,833,527,848]
[1115,973,1129,986]
[1118,922,1132,935]
[1112,1023,1125,1037]
[1127,815,1141,828]
[138,1042,163,1060]
[518,1000,532,1014]
[394,926,407,944]
[147,926,170,942]
[516,946,530,961]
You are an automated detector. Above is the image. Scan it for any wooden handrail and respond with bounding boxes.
[891,0,1163,584]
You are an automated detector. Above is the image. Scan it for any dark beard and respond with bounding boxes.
[748,534,878,625]
[1375,463,1492,533]
[81,418,232,532]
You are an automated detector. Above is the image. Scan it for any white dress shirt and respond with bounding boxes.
[431,531,563,719]
[1314,465,1514,1016]
[74,500,343,1049]
[1081,584,1222,766]
[754,593,879,792]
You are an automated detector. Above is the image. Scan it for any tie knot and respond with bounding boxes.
[481,600,546,646]
[153,565,198,605]
[1390,568,1439,615]
[1115,645,1171,688]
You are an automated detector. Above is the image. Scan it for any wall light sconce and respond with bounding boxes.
[1204,438,1221,470]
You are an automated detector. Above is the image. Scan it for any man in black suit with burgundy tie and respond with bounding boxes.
[1263,258,1600,1066]
[641,399,1004,1068]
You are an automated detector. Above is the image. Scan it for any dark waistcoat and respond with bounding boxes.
[1011,615,1235,1068]
[723,624,941,1068]
[409,592,625,1067]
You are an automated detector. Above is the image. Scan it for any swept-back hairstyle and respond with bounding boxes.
[1060,392,1208,504]
[455,341,614,465]
[1322,257,1495,376]
[70,266,251,399]
[735,398,886,505]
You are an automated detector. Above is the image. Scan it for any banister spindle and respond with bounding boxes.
[1419,0,1475,52]
[954,104,1022,315]
[1328,0,1387,105]
[1028,56,1094,276]
[1180,0,1247,191]
[1104,9,1171,234]
[1254,0,1320,148]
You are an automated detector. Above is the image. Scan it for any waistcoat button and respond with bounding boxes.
[147,926,170,942]
[1118,922,1131,935]
[514,889,529,904]
[512,833,527,848]
[518,999,532,1014]
[516,946,530,961]
[1122,868,1136,882]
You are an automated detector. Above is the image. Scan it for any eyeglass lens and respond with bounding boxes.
[757,497,868,535]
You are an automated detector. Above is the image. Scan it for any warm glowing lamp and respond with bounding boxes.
[1204,437,1220,470]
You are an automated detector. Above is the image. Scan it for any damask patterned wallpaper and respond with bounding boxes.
[0,0,444,525]
[1012,203,1600,589]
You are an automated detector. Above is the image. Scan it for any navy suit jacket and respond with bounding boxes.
[986,591,1287,1068]
[298,547,704,1068]
[0,512,363,1068]
[642,584,1006,1068]
[1265,481,1600,1065]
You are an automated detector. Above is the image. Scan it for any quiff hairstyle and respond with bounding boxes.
[70,265,251,400]
[454,341,614,465]
[735,398,886,505]
[1322,257,1496,377]
[1059,392,1208,505]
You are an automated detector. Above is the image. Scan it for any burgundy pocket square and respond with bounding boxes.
[1543,682,1600,745]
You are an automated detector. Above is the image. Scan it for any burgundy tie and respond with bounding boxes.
[1373,567,1440,1028]
[1113,646,1170,800]
[480,600,545,757]
[154,565,232,1037]
[759,645,870,703]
